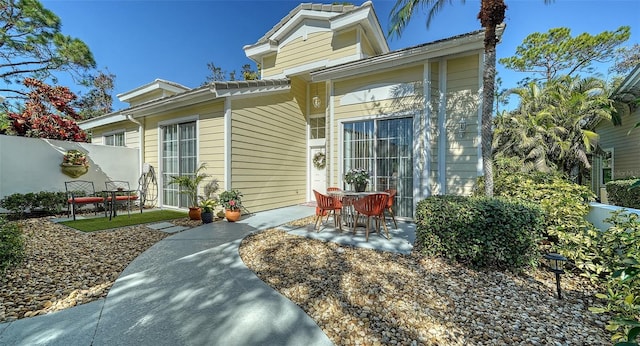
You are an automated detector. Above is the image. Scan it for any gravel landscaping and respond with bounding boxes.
[1,215,612,345]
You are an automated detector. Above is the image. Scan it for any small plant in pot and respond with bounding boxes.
[219,189,243,222]
[199,179,220,224]
[169,163,210,220]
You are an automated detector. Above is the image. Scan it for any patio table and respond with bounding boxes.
[102,189,134,220]
[328,190,389,230]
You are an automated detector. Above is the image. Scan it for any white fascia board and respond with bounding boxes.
[615,65,640,96]
[243,40,278,60]
[117,80,190,102]
[330,5,389,53]
[312,35,485,82]
[122,88,215,118]
[79,113,128,130]
[214,84,291,99]
[270,10,335,42]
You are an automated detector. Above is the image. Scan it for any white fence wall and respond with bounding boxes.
[0,135,140,199]
[586,202,640,231]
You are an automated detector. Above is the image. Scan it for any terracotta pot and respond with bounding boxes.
[188,207,202,220]
[225,209,241,222]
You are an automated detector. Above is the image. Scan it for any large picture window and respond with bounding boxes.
[343,117,413,217]
[161,122,197,208]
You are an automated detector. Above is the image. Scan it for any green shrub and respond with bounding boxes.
[0,217,24,273]
[583,211,640,344]
[607,178,640,209]
[478,170,596,259]
[415,195,544,270]
[0,191,67,219]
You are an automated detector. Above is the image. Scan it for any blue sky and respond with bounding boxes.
[41,0,640,111]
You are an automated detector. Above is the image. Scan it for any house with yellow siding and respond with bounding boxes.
[80,2,500,218]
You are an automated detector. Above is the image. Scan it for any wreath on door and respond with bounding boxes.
[313,151,326,169]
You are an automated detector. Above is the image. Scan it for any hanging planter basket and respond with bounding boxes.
[60,164,89,178]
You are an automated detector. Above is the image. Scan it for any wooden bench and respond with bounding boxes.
[65,180,105,220]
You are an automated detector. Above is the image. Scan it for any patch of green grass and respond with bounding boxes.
[60,210,188,232]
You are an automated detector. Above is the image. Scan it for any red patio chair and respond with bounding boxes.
[383,189,398,229]
[352,193,389,241]
[327,187,342,193]
[313,190,342,232]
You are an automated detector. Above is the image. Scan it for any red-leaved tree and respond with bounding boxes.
[7,78,89,142]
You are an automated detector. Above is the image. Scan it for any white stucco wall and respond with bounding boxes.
[586,202,640,231]
[0,135,140,199]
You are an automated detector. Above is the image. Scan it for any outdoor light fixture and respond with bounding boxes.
[312,84,321,109]
[544,252,568,299]
[457,118,467,137]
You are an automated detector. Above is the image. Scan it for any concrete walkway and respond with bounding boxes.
[0,205,332,346]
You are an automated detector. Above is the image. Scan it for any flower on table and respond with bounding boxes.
[344,168,370,185]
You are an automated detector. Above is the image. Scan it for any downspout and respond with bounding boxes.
[126,114,144,178]
[224,97,232,191]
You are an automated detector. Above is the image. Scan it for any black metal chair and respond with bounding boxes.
[65,180,105,220]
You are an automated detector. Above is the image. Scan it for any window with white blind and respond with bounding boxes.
[104,132,125,146]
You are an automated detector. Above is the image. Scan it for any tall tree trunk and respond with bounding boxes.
[478,0,505,197]
[482,26,497,197]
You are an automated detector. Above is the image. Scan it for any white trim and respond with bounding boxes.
[271,10,336,42]
[224,98,232,191]
[157,115,199,127]
[438,60,447,195]
[422,62,432,199]
[280,19,330,47]
[117,79,190,102]
[329,81,336,187]
[243,40,278,59]
[102,131,125,148]
[156,115,200,208]
[267,54,362,79]
[306,83,311,201]
[213,84,290,98]
[477,53,484,176]
[79,113,128,130]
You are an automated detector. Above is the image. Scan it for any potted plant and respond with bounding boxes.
[60,149,89,178]
[344,168,370,192]
[219,189,243,222]
[199,179,220,224]
[169,163,210,220]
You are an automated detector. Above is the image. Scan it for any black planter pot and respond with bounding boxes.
[354,182,367,192]
[201,211,214,224]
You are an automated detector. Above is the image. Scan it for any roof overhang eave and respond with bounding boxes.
[613,64,640,96]
[79,113,128,130]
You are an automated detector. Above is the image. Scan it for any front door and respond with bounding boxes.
[309,146,326,199]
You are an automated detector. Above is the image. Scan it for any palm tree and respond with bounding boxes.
[388,0,553,196]
[494,77,616,182]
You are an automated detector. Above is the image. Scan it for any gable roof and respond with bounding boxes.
[117,79,191,103]
[243,1,388,63]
